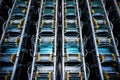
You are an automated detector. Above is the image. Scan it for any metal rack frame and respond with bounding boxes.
[62,0,88,79]
[86,0,120,79]
[30,0,58,80]
[0,0,32,79]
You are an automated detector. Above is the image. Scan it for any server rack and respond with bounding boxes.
[104,0,120,53]
[61,0,90,80]
[29,0,58,80]
[0,0,32,79]
[86,0,120,79]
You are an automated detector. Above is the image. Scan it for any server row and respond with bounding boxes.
[0,0,120,80]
